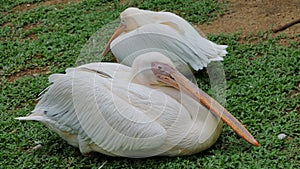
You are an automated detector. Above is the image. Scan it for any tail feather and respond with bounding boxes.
[216,45,228,57]
[15,111,47,122]
[193,37,228,63]
[211,42,228,55]
[206,43,228,61]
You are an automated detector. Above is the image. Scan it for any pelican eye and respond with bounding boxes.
[157,65,163,70]
[151,63,163,71]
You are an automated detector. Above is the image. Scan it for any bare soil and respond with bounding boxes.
[198,0,300,38]
[7,67,50,82]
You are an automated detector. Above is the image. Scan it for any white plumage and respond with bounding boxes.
[102,7,228,71]
[16,52,257,157]
[16,52,223,157]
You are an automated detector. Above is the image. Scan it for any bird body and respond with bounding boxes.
[102,7,228,71]
[16,52,257,157]
[16,53,223,157]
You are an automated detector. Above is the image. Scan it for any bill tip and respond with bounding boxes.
[253,140,259,147]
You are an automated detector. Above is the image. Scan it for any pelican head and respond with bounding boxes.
[131,52,176,86]
[119,7,164,31]
[120,7,145,31]
[102,8,161,56]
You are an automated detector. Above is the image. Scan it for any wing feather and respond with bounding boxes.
[111,23,209,70]
[70,68,178,157]
[19,63,197,157]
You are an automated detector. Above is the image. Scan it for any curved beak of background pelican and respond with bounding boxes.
[101,25,126,56]
[151,62,259,147]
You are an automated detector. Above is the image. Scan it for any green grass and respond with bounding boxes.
[1,0,299,168]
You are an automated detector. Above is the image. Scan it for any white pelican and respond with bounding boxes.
[16,52,258,158]
[102,7,228,71]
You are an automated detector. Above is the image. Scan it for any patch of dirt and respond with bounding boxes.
[1,22,11,27]
[11,0,82,13]
[24,32,38,40]
[198,0,300,43]
[11,3,39,12]
[287,89,299,98]
[21,22,41,40]
[7,67,50,83]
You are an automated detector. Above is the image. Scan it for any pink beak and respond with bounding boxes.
[151,62,259,147]
[101,25,126,56]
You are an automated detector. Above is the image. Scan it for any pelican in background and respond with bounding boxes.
[16,52,257,158]
[102,7,228,71]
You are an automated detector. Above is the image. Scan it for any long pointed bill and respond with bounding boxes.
[151,62,259,147]
[101,25,126,56]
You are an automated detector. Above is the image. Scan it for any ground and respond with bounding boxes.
[4,0,300,82]
[199,0,300,37]
[6,0,300,36]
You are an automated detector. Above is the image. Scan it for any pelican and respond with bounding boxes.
[102,7,228,71]
[16,52,258,157]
